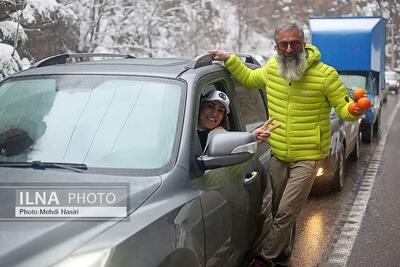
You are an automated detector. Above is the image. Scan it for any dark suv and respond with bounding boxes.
[0,54,274,267]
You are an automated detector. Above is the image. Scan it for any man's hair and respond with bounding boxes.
[274,22,305,43]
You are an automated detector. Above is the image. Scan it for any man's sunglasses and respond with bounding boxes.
[276,40,304,52]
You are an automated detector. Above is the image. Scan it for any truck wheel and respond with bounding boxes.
[331,143,345,192]
[362,123,373,144]
[373,112,381,138]
[349,132,360,161]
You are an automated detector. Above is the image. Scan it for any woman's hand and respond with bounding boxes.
[252,117,281,145]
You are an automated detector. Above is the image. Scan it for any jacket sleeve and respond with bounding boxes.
[224,54,267,89]
[324,68,360,121]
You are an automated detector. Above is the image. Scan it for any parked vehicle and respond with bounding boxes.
[0,53,274,267]
[313,107,360,192]
[385,70,399,94]
[310,16,386,144]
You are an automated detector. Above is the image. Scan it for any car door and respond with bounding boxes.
[232,79,273,250]
[193,73,264,267]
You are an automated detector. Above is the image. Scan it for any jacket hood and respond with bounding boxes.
[305,43,321,67]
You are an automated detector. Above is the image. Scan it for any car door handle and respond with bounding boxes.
[243,171,258,186]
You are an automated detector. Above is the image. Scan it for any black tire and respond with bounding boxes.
[348,132,360,161]
[362,123,373,144]
[331,143,345,192]
[373,112,381,139]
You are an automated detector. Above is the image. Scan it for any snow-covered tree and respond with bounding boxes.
[0,0,27,80]
[0,0,76,80]
[19,0,77,60]
[2,0,400,76]
[62,0,232,57]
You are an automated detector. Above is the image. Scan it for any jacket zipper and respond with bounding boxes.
[287,82,292,159]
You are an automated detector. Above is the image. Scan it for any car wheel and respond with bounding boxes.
[348,132,360,161]
[331,143,345,192]
[362,123,373,144]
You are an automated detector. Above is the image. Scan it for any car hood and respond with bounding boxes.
[0,167,161,267]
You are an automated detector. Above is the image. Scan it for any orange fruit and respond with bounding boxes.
[353,88,366,101]
[348,102,359,114]
[357,97,372,110]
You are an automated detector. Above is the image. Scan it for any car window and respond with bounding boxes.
[234,82,268,132]
[339,74,368,92]
[0,75,183,171]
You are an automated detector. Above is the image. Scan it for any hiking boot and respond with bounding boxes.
[250,255,273,267]
[272,247,291,266]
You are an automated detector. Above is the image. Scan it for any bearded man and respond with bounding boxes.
[211,22,366,267]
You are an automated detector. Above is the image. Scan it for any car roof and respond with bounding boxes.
[13,58,193,79]
[8,53,261,80]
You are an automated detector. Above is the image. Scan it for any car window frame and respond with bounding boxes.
[190,70,246,175]
[195,71,242,134]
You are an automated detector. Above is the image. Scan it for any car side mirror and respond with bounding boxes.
[197,132,257,170]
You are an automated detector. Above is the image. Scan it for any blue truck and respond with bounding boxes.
[309,16,386,144]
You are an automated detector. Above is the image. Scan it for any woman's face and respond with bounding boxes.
[199,101,226,130]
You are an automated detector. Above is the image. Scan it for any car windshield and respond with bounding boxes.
[0,75,183,171]
[339,74,367,92]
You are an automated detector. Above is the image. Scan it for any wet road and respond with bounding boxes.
[290,93,400,267]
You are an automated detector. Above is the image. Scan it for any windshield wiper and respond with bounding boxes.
[0,161,88,173]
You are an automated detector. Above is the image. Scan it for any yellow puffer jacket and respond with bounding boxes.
[225,44,358,162]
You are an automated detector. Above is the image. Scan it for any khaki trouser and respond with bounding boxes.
[261,154,320,259]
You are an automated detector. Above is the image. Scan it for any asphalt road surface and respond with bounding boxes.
[290,93,400,267]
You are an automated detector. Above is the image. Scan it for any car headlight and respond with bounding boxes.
[53,248,111,267]
[316,167,324,177]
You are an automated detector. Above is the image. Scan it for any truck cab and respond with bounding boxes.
[310,16,386,143]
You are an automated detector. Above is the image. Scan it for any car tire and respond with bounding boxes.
[331,143,345,192]
[362,123,373,144]
[348,132,360,161]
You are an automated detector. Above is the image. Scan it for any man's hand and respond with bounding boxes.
[209,49,231,61]
[348,102,368,116]
[349,106,366,116]
[252,117,281,145]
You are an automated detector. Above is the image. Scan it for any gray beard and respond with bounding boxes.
[276,50,307,82]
